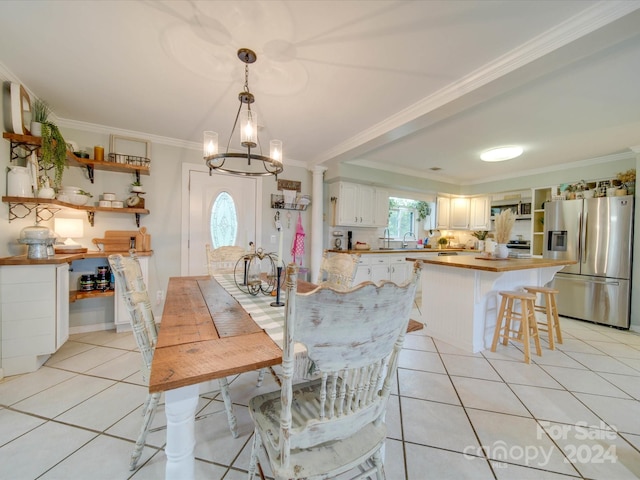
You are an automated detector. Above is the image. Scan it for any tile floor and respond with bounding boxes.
[1,317,640,479]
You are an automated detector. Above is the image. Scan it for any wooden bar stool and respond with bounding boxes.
[524,285,562,350]
[491,291,541,364]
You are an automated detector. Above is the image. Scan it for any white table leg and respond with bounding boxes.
[165,384,199,480]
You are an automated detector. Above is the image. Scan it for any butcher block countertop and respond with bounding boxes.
[0,250,153,266]
[406,255,576,272]
[327,248,478,254]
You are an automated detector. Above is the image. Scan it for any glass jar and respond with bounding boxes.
[79,274,95,291]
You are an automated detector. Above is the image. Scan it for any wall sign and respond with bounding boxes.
[277,179,301,192]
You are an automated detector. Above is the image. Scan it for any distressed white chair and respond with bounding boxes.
[247,262,420,480]
[108,252,238,471]
[206,244,247,275]
[317,251,360,290]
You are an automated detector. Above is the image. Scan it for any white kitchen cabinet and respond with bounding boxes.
[437,195,489,230]
[469,196,491,230]
[0,263,69,376]
[114,255,149,332]
[330,182,388,227]
[353,256,371,285]
[436,197,450,229]
[450,197,471,229]
[352,254,412,285]
[369,256,390,283]
[389,256,410,284]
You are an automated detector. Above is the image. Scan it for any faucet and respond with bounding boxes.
[383,228,391,249]
[402,232,416,249]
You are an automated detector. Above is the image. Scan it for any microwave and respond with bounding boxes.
[491,202,531,217]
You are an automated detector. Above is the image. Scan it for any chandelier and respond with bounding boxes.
[204,48,283,177]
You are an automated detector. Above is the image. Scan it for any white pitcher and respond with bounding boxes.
[484,239,496,255]
[7,166,33,197]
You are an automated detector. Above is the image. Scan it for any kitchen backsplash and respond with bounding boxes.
[328,220,532,251]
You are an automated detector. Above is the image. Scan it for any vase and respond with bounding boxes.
[476,240,485,252]
[30,121,42,137]
[37,187,56,199]
[496,244,509,259]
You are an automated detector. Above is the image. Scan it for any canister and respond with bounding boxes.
[95,274,109,291]
[79,274,95,291]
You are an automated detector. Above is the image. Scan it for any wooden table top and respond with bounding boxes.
[406,255,576,272]
[149,276,282,393]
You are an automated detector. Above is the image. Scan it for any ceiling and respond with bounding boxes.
[1,1,639,185]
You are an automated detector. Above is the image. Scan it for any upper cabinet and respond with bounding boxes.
[469,196,491,230]
[437,195,490,230]
[449,197,470,229]
[330,182,388,227]
[436,197,451,229]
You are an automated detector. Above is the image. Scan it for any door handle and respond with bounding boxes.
[582,211,588,264]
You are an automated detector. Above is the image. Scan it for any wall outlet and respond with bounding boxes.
[156,290,163,305]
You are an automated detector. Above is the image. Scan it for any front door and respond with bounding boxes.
[187,168,258,275]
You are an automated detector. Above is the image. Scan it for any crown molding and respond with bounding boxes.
[56,117,308,169]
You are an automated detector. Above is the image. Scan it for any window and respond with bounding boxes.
[388,197,417,239]
[210,192,238,248]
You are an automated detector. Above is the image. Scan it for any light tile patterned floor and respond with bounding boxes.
[1,317,640,479]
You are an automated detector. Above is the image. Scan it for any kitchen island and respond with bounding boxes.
[406,255,576,353]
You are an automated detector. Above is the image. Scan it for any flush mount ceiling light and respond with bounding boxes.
[204,48,283,178]
[480,146,523,162]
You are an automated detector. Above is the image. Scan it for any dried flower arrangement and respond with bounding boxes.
[616,169,636,184]
[494,209,516,244]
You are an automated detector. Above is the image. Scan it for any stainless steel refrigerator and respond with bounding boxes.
[543,195,634,328]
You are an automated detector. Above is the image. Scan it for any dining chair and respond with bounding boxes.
[247,261,420,479]
[206,244,247,275]
[108,251,238,471]
[317,250,360,290]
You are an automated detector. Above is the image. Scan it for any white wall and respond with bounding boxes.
[0,115,312,330]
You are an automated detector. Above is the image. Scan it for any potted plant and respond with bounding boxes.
[30,98,50,137]
[437,236,449,249]
[472,230,488,251]
[40,122,67,188]
[131,181,144,193]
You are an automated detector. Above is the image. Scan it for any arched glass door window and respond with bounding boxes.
[210,192,238,248]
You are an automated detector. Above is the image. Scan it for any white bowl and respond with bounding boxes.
[67,193,90,206]
[59,186,82,193]
[98,200,112,208]
[101,193,116,201]
[111,201,124,208]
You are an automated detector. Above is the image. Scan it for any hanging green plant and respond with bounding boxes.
[415,201,431,221]
[40,122,67,188]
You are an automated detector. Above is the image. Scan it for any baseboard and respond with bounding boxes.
[69,322,115,335]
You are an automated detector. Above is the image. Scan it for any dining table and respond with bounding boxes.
[149,273,423,479]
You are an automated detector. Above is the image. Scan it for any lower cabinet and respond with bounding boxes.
[0,263,69,376]
[353,254,412,285]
